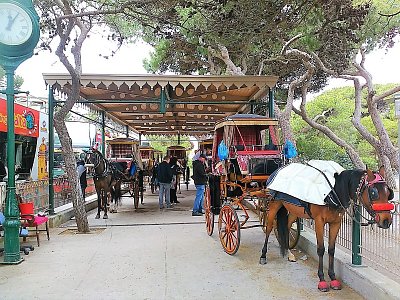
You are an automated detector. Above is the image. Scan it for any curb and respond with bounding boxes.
[48,197,98,228]
[298,228,400,300]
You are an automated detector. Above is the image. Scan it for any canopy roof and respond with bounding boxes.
[43,74,278,137]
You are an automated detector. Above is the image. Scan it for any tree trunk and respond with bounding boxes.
[53,117,90,232]
[51,3,90,232]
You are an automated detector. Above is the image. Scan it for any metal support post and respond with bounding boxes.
[160,89,166,114]
[48,87,55,214]
[3,67,22,264]
[352,204,362,265]
[268,88,274,118]
[101,111,106,156]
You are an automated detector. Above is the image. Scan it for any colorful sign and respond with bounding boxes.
[0,98,40,137]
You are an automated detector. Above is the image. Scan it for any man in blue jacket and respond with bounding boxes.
[192,154,207,216]
[157,156,173,209]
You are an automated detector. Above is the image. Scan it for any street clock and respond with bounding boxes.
[0,2,34,46]
[0,0,40,264]
[0,0,40,61]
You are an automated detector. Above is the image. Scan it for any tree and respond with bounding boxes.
[292,84,398,169]
[117,0,369,148]
[35,0,183,231]
[119,0,400,185]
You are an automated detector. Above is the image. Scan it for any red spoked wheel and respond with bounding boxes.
[205,186,214,236]
[218,204,240,255]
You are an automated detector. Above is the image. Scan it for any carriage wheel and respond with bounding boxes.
[218,204,240,255]
[274,217,301,249]
[205,186,214,236]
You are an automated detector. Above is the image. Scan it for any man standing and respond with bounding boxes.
[157,155,173,209]
[192,153,207,216]
[76,160,87,200]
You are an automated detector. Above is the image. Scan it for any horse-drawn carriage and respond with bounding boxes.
[204,113,395,291]
[106,137,143,209]
[205,113,301,254]
[198,138,213,170]
[139,145,155,176]
[166,145,190,191]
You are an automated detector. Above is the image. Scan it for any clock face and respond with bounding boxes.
[0,3,33,46]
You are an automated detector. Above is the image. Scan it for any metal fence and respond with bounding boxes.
[303,201,400,280]
[53,175,96,208]
[0,175,97,213]
[1,180,49,213]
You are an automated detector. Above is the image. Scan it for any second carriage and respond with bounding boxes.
[166,145,190,191]
[205,114,301,255]
[106,137,143,209]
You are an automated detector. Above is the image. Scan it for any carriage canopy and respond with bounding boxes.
[166,145,188,160]
[212,114,283,176]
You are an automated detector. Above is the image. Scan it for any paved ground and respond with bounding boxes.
[0,185,363,300]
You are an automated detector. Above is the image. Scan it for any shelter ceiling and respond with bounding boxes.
[43,74,278,137]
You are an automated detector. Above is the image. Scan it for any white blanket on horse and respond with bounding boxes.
[267,160,345,205]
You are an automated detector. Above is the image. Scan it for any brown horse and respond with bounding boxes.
[86,149,123,219]
[259,166,394,292]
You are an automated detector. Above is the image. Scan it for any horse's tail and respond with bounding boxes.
[276,206,289,257]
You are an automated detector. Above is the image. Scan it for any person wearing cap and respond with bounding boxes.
[191,153,207,216]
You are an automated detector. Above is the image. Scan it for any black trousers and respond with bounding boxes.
[170,188,177,203]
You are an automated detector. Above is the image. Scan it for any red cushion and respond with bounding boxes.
[33,215,49,226]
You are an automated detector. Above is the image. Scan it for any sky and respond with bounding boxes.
[15,34,400,99]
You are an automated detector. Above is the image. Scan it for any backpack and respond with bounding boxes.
[284,140,297,159]
[217,140,229,160]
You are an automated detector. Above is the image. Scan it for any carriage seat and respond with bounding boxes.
[236,150,281,157]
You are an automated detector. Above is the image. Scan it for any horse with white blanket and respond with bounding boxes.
[259,160,394,292]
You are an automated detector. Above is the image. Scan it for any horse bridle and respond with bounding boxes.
[354,172,395,224]
[88,150,111,179]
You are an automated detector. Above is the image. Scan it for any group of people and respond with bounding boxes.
[77,150,209,216]
[157,153,208,216]
[156,155,181,209]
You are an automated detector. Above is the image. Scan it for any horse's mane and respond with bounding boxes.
[334,169,365,208]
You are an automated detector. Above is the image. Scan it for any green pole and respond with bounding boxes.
[268,87,274,118]
[101,111,105,156]
[352,204,362,265]
[3,66,22,264]
[126,125,129,138]
[48,87,55,215]
[160,89,166,114]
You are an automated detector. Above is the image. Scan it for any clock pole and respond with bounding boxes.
[0,0,40,264]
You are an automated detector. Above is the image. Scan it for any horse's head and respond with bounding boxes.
[359,166,394,229]
[85,149,103,168]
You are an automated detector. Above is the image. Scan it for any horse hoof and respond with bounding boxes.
[288,253,296,262]
[330,280,342,290]
[103,215,108,219]
[318,281,329,292]
[259,257,267,265]
[95,215,100,219]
